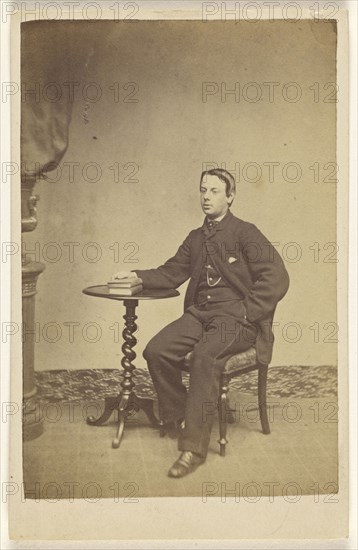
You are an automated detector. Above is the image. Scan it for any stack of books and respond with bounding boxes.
[107,277,143,296]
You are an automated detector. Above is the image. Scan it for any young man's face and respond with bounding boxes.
[200,175,234,219]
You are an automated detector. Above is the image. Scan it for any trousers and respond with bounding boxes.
[143,300,257,458]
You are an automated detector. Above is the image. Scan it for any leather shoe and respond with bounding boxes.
[168,451,205,478]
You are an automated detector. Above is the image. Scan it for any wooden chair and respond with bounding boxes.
[213,346,270,456]
[159,346,270,457]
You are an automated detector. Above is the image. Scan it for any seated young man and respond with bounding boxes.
[113,168,289,478]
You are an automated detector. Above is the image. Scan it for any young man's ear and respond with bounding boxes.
[227,193,235,206]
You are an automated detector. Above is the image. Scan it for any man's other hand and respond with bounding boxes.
[111,270,137,280]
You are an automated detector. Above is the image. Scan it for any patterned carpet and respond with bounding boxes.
[34,365,337,404]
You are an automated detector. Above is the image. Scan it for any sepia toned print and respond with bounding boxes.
[6,4,350,543]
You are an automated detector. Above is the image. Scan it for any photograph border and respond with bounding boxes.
[0,1,355,545]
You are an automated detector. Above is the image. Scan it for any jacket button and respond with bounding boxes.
[207,295,211,299]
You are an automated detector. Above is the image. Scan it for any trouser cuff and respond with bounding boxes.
[178,438,207,459]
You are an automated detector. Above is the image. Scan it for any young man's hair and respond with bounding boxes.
[200,168,236,205]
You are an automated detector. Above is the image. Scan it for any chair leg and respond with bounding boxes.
[258,364,270,435]
[218,374,230,457]
[226,396,236,424]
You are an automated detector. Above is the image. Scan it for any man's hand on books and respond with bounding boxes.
[112,270,137,280]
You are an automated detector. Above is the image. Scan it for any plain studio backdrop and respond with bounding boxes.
[21,19,337,372]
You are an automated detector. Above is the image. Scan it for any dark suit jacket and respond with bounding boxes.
[136,211,289,364]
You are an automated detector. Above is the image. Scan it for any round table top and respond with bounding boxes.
[83,285,180,301]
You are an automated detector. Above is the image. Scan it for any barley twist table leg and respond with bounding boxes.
[86,298,160,446]
[112,300,138,448]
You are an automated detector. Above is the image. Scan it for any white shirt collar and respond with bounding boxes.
[213,213,227,222]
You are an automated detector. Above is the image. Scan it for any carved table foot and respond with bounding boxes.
[86,395,121,426]
[86,391,160,448]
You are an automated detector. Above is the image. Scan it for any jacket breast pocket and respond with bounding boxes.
[226,255,251,284]
[227,257,242,272]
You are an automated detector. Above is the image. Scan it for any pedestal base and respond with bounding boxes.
[22,398,44,441]
[87,392,159,448]
[23,417,44,441]
[22,260,45,442]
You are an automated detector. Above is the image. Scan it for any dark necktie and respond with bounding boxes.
[207,220,218,229]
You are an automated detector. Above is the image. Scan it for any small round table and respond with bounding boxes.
[82,285,179,448]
